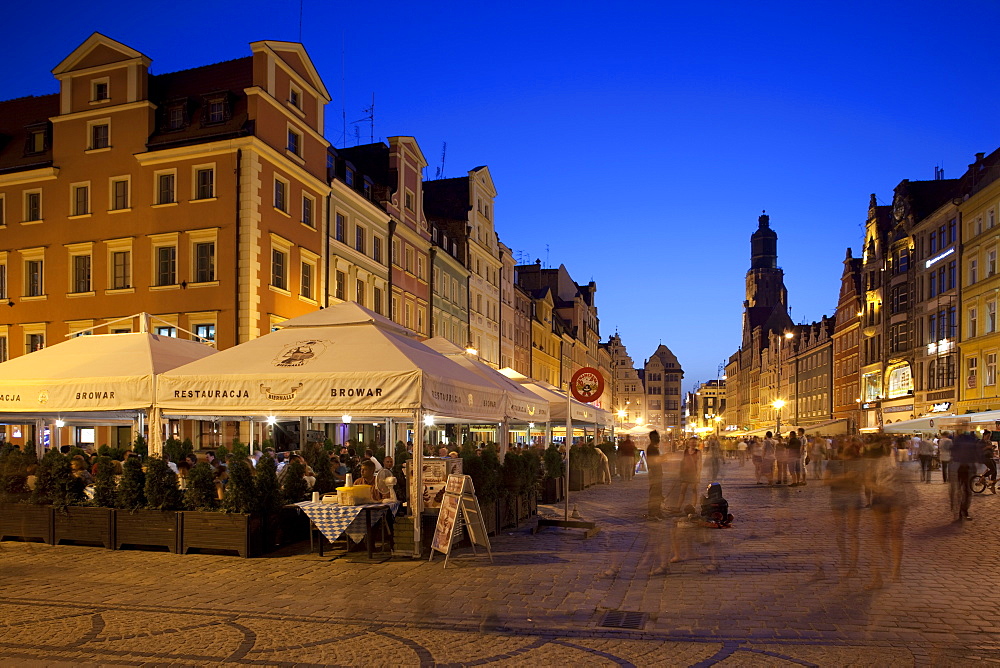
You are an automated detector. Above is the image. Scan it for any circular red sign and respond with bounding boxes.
[570,367,604,403]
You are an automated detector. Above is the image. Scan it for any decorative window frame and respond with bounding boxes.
[90,77,110,103]
[65,242,95,296]
[299,248,319,305]
[269,233,292,295]
[149,232,180,290]
[104,237,134,293]
[273,174,290,215]
[86,118,111,152]
[301,192,316,228]
[20,247,45,301]
[153,169,178,207]
[22,189,42,224]
[108,175,131,213]
[191,163,216,201]
[69,181,91,218]
[187,228,219,286]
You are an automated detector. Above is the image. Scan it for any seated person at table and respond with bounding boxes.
[356,461,386,502]
[375,456,397,502]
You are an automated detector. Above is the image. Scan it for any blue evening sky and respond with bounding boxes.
[4,1,999,392]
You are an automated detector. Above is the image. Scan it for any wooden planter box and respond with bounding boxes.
[517,492,530,521]
[541,477,564,503]
[0,503,53,544]
[181,512,262,558]
[54,506,114,549]
[481,499,498,536]
[500,494,518,529]
[115,509,179,553]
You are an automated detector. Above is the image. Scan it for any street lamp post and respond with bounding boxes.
[772,399,786,436]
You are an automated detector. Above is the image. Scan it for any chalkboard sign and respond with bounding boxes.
[429,474,493,567]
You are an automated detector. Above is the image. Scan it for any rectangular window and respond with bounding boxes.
[27,130,45,154]
[112,251,130,289]
[26,260,43,296]
[271,248,287,289]
[405,247,414,273]
[157,174,175,204]
[195,168,214,199]
[26,333,44,353]
[392,239,400,266]
[194,324,215,342]
[374,286,383,315]
[989,301,997,333]
[194,242,215,282]
[274,179,287,212]
[355,226,365,254]
[356,279,365,306]
[73,185,89,216]
[301,262,313,299]
[969,357,979,389]
[287,129,301,156]
[949,260,957,290]
[289,88,301,109]
[206,99,225,124]
[111,179,129,210]
[25,192,41,222]
[93,81,109,101]
[335,214,345,242]
[970,307,979,339]
[167,105,184,130]
[0,264,5,299]
[990,250,997,277]
[91,124,109,150]
[417,255,425,280]
[301,195,314,227]
[373,236,383,264]
[72,255,91,293]
[335,271,346,300]
[988,353,998,386]
[404,191,414,211]
[156,246,176,286]
[156,326,176,338]
[0,336,6,362]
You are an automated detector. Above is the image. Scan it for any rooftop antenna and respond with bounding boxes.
[341,31,346,148]
[351,94,375,144]
[298,0,304,41]
[435,142,447,179]
[545,244,550,268]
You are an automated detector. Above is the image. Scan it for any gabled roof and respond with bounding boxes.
[52,32,149,76]
[250,40,331,102]
[0,94,58,174]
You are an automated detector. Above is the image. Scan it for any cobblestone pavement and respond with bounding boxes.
[1,456,998,666]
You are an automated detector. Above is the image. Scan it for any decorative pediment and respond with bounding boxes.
[52,32,148,76]
[250,40,331,102]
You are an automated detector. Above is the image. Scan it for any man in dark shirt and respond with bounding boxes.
[786,430,804,486]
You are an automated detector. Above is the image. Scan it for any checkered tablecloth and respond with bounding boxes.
[294,501,399,543]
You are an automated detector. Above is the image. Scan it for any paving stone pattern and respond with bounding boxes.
[0,455,997,665]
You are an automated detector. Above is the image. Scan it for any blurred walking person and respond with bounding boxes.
[675,438,703,510]
[618,436,636,482]
[865,443,910,588]
[760,433,776,485]
[951,432,979,520]
[706,436,724,481]
[918,435,935,483]
[646,430,664,520]
[824,438,863,578]
[938,431,953,484]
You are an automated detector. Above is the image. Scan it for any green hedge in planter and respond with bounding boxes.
[145,456,182,511]
[281,458,309,504]
[460,443,501,504]
[92,457,118,508]
[543,443,565,480]
[184,462,218,510]
[222,456,255,514]
[116,456,146,510]
[254,455,283,514]
[31,449,81,508]
[0,443,31,502]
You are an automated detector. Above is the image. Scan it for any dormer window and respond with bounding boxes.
[363,180,373,200]
[92,79,109,102]
[24,124,48,155]
[345,168,354,187]
[163,101,188,131]
[202,93,230,125]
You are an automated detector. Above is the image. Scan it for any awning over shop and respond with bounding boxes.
[799,419,850,436]
[497,368,611,426]
[881,414,970,433]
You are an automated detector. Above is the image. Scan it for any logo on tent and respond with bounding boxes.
[468,393,474,406]
[37,391,49,405]
[273,340,327,367]
[260,383,304,401]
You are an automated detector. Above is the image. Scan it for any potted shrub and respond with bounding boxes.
[0,444,50,544]
[182,454,263,558]
[115,455,178,552]
[541,444,565,503]
[53,454,116,550]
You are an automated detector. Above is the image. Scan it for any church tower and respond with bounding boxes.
[745,211,788,309]
[742,211,791,347]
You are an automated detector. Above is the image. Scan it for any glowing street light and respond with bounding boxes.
[772,399,786,435]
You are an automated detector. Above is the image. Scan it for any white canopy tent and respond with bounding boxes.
[497,368,611,428]
[156,303,515,557]
[0,328,216,455]
[882,413,971,434]
[423,337,550,454]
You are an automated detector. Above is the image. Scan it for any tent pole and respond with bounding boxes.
[565,392,572,522]
[413,410,423,558]
[499,420,509,462]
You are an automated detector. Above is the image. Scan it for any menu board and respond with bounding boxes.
[429,474,493,567]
